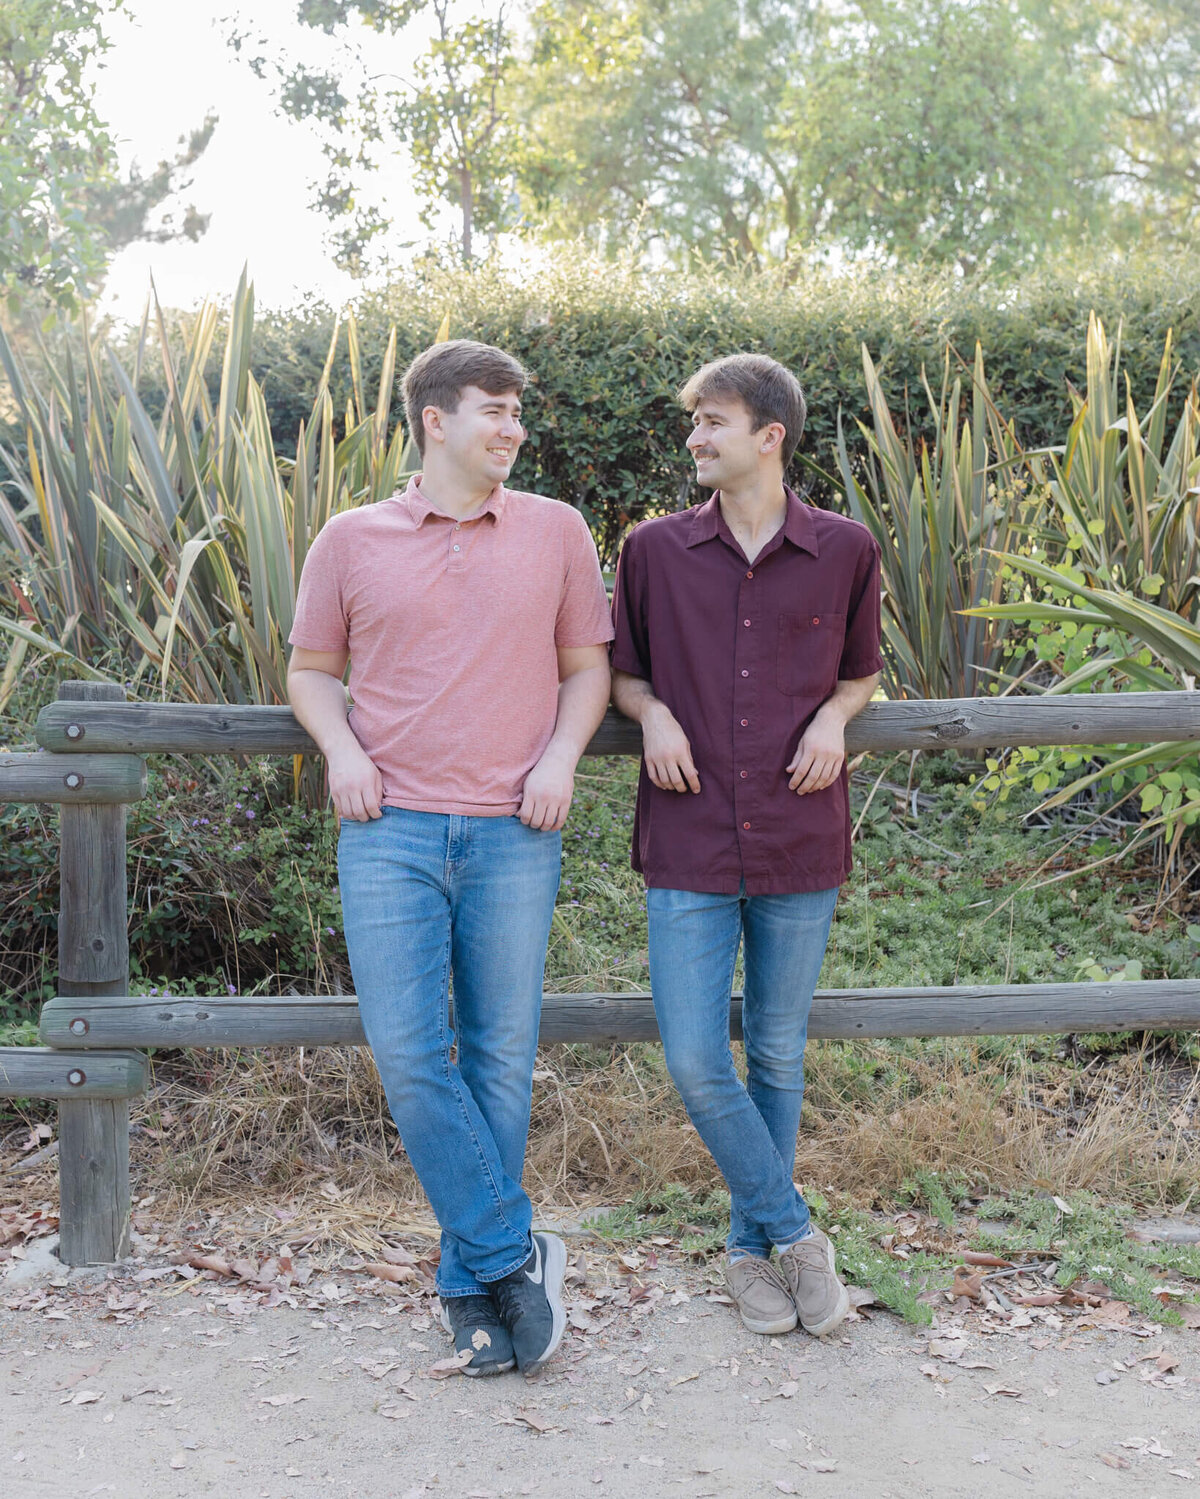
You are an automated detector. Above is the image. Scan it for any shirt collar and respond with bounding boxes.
[400,475,507,526]
[685,486,820,557]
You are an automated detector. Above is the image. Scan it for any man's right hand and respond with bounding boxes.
[328,744,384,821]
[641,703,701,794]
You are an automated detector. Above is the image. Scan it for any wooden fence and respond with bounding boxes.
[3,681,1200,1266]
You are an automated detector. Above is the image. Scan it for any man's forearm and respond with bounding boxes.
[612,669,666,725]
[544,663,611,764]
[813,674,880,727]
[287,669,358,759]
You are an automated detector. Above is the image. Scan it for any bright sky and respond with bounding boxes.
[92,0,454,321]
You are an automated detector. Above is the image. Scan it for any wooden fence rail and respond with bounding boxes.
[3,682,1200,1265]
[33,690,1200,758]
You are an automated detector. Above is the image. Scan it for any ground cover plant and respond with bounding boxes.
[3,734,1198,1328]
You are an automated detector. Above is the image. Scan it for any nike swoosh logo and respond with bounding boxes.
[525,1239,543,1285]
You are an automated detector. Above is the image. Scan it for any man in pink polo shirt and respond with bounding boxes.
[287,340,612,1376]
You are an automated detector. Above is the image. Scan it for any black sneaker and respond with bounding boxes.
[438,1293,516,1377]
[489,1232,567,1373]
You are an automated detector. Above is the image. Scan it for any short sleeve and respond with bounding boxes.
[290,520,350,653]
[838,533,884,679]
[610,525,651,679]
[554,509,615,648]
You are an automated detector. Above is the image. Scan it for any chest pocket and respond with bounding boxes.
[777,612,845,697]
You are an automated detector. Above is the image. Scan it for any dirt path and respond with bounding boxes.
[4,1242,1199,1499]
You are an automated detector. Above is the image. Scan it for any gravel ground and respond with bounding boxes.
[4,1242,1199,1499]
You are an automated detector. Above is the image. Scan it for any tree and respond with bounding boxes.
[514,0,798,259]
[0,0,215,315]
[1084,0,1200,241]
[781,0,1110,273]
[513,0,1111,273]
[236,0,517,266]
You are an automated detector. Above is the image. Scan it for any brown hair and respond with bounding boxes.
[678,353,807,471]
[402,339,528,455]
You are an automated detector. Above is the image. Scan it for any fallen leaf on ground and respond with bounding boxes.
[1101,1453,1132,1470]
[259,1393,307,1406]
[185,1254,233,1277]
[950,1269,984,1300]
[517,1411,559,1434]
[427,1349,475,1379]
[961,1252,1014,1268]
[364,1262,417,1284]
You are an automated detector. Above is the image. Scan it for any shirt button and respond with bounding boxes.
[742,822,751,830]
[743,619,751,627]
[746,570,753,579]
[812,616,820,624]
[455,523,461,530]
[739,770,748,779]
[740,719,749,727]
[740,669,749,678]
[453,544,461,552]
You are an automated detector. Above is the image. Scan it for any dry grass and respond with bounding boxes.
[4,1038,1163,1253]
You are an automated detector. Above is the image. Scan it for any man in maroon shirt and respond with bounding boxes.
[611,354,882,1339]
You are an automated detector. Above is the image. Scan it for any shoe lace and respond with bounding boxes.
[448,1292,496,1330]
[778,1236,827,1290]
[490,1273,527,1324]
[735,1256,788,1291]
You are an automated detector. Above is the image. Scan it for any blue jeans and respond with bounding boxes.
[647,884,839,1258]
[338,808,561,1298]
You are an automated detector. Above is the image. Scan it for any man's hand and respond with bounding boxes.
[328,743,384,821]
[642,702,701,794]
[786,709,846,795]
[519,746,575,831]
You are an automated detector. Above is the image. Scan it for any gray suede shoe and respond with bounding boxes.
[724,1254,799,1335]
[777,1227,851,1336]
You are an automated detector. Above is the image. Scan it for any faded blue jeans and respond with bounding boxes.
[647,884,839,1259]
[338,808,561,1298]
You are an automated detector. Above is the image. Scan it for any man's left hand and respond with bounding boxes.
[519,748,575,830]
[786,711,846,795]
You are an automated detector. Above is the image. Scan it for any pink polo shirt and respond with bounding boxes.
[289,478,614,816]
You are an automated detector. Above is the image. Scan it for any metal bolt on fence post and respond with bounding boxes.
[67,1069,86,1087]
[65,723,84,740]
[64,773,82,789]
[69,1018,89,1036]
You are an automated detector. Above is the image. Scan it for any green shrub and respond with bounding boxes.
[204,246,1200,564]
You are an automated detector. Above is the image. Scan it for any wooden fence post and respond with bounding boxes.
[55,681,135,1265]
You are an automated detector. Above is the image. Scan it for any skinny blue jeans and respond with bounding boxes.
[647,884,839,1259]
[338,808,561,1298]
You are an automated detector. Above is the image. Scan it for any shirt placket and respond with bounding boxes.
[447,518,467,570]
[733,562,763,879]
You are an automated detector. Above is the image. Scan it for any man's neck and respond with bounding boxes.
[716,476,789,560]
[416,461,498,520]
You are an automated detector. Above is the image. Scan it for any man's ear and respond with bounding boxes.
[759,421,786,456]
[423,405,446,445]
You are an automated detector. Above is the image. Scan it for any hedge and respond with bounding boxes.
[28,247,1200,565]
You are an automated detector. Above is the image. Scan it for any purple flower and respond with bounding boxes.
[246,810,256,820]
[227,984,236,995]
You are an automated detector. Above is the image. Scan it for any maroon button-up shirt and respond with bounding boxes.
[610,488,883,894]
